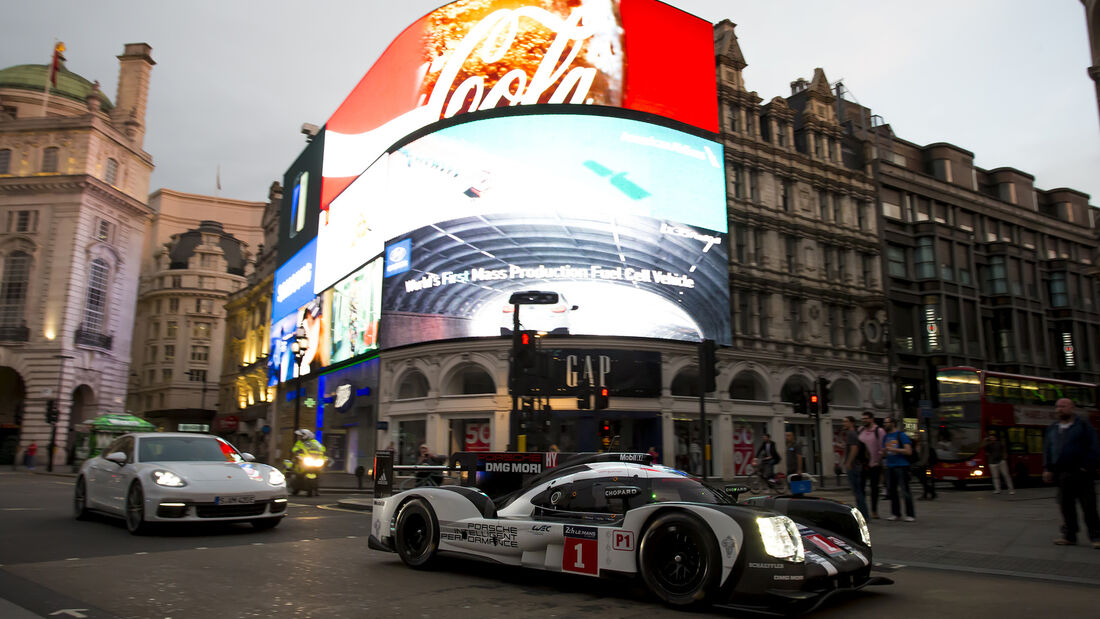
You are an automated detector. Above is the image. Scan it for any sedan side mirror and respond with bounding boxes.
[104,452,127,465]
[240,452,256,462]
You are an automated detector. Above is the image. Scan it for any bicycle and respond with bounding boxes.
[746,459,789,494]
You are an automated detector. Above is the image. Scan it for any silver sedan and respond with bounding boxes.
[74,432,288,534]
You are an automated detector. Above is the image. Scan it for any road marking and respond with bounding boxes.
[49,609,89,618]
[134,552,148,555]
[252,543,264,546]
[316,504,371,515]
[0,507,45,511]
[65,558,80,561]
[195,547,208,550]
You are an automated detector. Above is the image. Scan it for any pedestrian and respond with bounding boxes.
[858,412,886,518]
[1042,398,1100,548]
[914,430,938,500]
[784,431,804,478]
[24,442,37,470]
[983,432,1015,495]
[882,417,915,522]
[756,433,780,481]
[646,445,659,463]
[842,416,870,520]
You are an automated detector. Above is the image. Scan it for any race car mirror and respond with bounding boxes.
[724,484,750,500]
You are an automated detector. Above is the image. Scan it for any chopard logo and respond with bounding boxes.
[420,6,607,120]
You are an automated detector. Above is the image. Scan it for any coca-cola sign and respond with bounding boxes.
[321,0,717,208]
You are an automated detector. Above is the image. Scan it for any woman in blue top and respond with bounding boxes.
[882,417,915,521]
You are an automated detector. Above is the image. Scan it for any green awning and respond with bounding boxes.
[83,413,156,432]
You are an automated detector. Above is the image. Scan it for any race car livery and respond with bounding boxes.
[369,452,891,613]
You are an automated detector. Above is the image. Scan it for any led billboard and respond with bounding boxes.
[330,258,383,363]
[268,292,332,385]
[321,0,718,209]
[315,111,728,347]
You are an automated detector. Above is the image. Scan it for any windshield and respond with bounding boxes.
[937,370,981,402]
[138,436,242,463]
[649,477,734,505]
[932,419,982,462]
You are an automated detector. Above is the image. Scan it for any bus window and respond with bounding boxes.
[1026,429,1043,454]
[933,420,982,462]
[1020,380,1044,405]
[1001,378,1021,404]
[1035,382,1059,404]
[1006,427,1027,454]
[937,370,981,401]
[985,376,1003,402]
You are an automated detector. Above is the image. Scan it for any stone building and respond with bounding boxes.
[126,190,265,432]
[0,44,155,468]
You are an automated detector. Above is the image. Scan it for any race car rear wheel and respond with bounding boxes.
[638,512,719,607]
[394,498,440,569]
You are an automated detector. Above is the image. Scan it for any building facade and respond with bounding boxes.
[126,190,265,432]
[0,44,155,468]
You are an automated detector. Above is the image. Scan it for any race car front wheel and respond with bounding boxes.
[394,498,440,569]
[639,512,719,607]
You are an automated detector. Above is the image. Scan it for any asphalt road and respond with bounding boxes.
[1,471,1097,618]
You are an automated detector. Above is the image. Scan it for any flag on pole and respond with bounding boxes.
[49,42,66,86]
[216,164,222,191]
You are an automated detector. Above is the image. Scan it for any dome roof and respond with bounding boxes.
[0,64,114,110]
[168,221,247,276]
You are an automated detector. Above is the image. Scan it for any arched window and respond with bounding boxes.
[0,149,11,174]
[729,371,767,400]
[396,370,429,399]
[443,365,495,395]
[0,251,31,326]
[105,158,119,185]
[82,259,109,333]
[670,368,701,397]
[41,147,59,173]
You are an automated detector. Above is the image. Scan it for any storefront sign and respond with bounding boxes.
[543,349,661,397]
[465,422,491,452]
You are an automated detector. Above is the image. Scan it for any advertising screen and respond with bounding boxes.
[316,111,728,347]
[330,258,383,363]
[268,291,332,385]
[272,238,317,323]
[321,0,717,209]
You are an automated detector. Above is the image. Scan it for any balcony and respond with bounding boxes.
[74,324,112,350]
[0,324,29,342]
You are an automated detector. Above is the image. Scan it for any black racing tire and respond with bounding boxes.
[638,511,720,607]
[251,517,282,531]
[73,477,90,520]
[393,498,440,569]
[125,482,151,535]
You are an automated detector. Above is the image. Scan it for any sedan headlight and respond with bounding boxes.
[268,469,286,486]
[851,507,872,547]
[152,470,186,487]
[756,516,804,562]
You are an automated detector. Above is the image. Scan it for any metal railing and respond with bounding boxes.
[74,324,112,349]
[0,324,29,341]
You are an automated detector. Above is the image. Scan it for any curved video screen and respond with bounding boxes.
[321,0,718,209]
[315,111,729,349]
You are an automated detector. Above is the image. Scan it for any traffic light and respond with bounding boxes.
[699,339,718,393]
[576,381,591,410]
[817,377,830,416]
[510,330,544,396]
[793,391,807,415]
[46,399,59,424]
[594,386,609,410]
[516,330,538,369]
[808,392,820,415]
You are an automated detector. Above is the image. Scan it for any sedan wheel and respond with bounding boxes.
[639,512,718,607]
[125,482,150,535]
[73,478,90,520]
[394,498,439,569]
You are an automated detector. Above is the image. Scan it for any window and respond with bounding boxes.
[785,235,798,272]
[861,253,874,287]
[190,345,209,362]
[887,245,907,278]
[736,289,751,335]
[82,259,109,333]
[9,210,38,233]
[837,249,847,282]
[829,305,842,347]
[931,159,952,182]
[733,225,746,263]
[819,190,829,220]
[915,238,935,279]
[788,297,802,341]
[192,322,211,339]
[1049,272,1068,307]
[749,168,760,202]
[147,345,157,363]
[171,275,182,288]
[168,298,179,313]
[96,219,113,242]
[753,229,765,265]
[164,344,175,360]
[938,239,954,281]
[162,369,173,382]
[149,321,159,339]
[745,111,755,136]
[813,133,823,158]
[146,369,155,385]
[730,163,744,198]
[832,194,842,224]
[195,299,213,314]
[957,210,974,232]
[728,104,740,132]
[0,149,11,174]
[198,276,210,289]
[780,179,791,212]
[105,158,118,185]
[41,147,59,173]
[188,369,207,382]
[777,121,788,147]
[0,251,31,326]
[166,320,177,337]
[955,244,971,285]
[881,188,902,220]
[760,118,771,142]
[857,201,868,230]
[823,244,833,279]
[757,294,769,338]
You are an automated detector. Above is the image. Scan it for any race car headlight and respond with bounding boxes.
[851,507,872,547]
[268,469,286,486]
[756,516,804,562]
[152,470,186,487]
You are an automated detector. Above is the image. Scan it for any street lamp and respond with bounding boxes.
[289,324,309,434]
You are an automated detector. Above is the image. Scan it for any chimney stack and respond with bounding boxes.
[112,43,155,147]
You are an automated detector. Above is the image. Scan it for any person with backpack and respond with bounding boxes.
[882,416,915,521]
[858,412,886,518]
[842,416,870,519]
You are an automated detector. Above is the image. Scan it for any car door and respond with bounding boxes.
[104,436,136,513]
[528,477,639,576]
[85,437,125,509]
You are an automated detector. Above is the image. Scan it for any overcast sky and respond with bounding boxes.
[3,1,1097,204]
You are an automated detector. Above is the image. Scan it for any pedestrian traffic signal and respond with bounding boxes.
[817,377,830,415]
[46,399,59,424]
[699,339,718,393]
[808,392,820,415]
[594,386,609,410]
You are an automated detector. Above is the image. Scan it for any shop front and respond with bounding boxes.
[318,357,379,473]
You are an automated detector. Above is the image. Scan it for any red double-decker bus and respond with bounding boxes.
[930,367,1100,486]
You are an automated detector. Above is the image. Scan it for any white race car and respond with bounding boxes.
[74,432,288,534]
[370,452,890,614]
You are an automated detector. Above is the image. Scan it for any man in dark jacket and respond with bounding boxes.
[756,433,780,480]
[1042,398,1100,548]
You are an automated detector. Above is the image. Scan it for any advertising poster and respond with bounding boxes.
[329,112,729,348]
[267,292,332,385]
[330,258,383,363]
[321,0,718,209]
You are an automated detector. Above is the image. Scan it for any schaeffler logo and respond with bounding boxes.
[419,3,621,120]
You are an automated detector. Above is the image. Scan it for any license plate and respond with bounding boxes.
[215,495,255,505]
[942,476,958,481]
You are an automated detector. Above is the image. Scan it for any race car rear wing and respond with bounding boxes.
[371,450,653,498]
